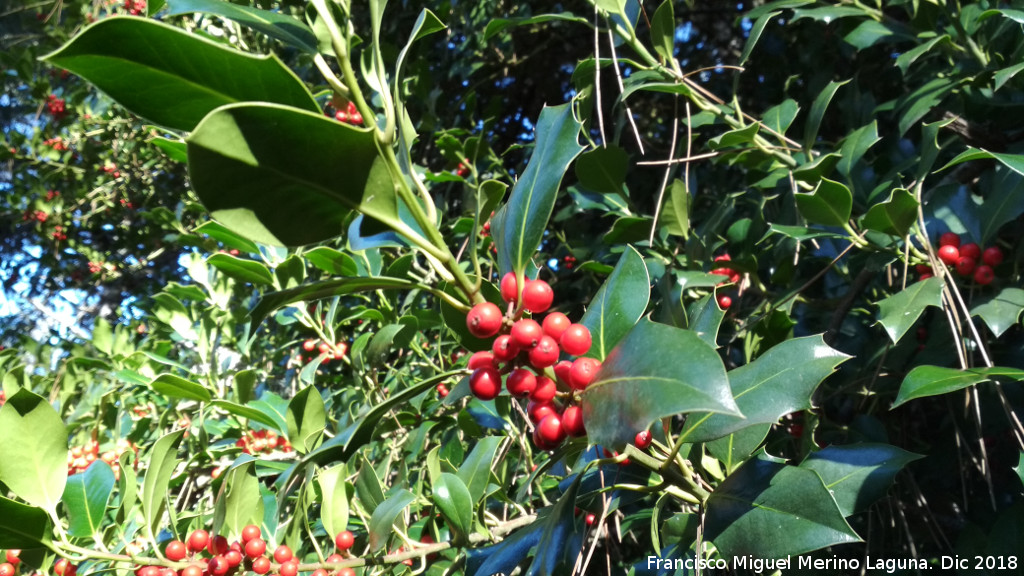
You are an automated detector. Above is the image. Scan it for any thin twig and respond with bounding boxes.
[648,97,680,245]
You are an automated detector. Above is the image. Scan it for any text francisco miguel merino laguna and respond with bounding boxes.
[646,554,930,573]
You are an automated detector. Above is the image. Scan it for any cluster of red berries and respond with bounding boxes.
[46,95,67,119]
[123,0,145,14]
[23,210,47,223]
[918,232,1003,286]
[67,439,138,479]
[0,550,21,576]
[120,198,136,209]
[300,339,348,364]
[454,163,469,178]
[44,137,69,151]
[561,254,577,270]
[465,274,600,450]
[88,261,104,274]
[53,226,67,241]
[150,526,358,576]
[218,249,242,256]
[329,101,363,125]
[709,254,740,310]
[101,164,122,178]
[46,190,60,201]
[235,429,293,455]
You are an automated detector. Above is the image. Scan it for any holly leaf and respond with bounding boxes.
[892,365,1024,408]
[579,246,650,360]
[800,443,923,516]
[795,178,852,227]
[874,277,943,344]
[972,288,1024,337]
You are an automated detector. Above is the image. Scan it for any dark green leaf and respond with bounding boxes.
[579,246,650,360]
[803,80,848,151]
[896,77,957,136]
[286,386,326,454]
[740,11,780,65]
[650,0,675,62]
[761,99,799,136]
[580,319,740,448]
[195,221,260,254]
[484,13,590,40]
[211,400,282,430]
[660,178,690,239]
[972,288,1024,337]
[978,170,1024,244]
[861,188,919,236]
[706,454,861,557]
[800,444,923,516]
[528,476,583,576]
[62,461,115,538]
[795,178,852,227]
[188,103,398,247]
[0,496,52,549]
[492,103,584,276]
[874,277,943,344]
[304,247,359,276]
[0,389,68,513]
[708,124,759,150]
[843,20,898,50]
[791,152,841,183]
[994,62,1024,92]
[707,425,772,473]
[368,489,415,553]
[150,373,212,402]
[686,294,725,348]
[141,430,186,543]
[456,436,502,504]
[432,473,474,544]
[355,456,385,513]
[574,146,629,194]
[895,34,951,75]
[249,276,420,330]
[682,336,848,442]
[893,365,1024,408]
[837,121,879,178]
[207,254,274,286]
[165,0,318,53]
[765,224,843,242]
[42,18,318,131]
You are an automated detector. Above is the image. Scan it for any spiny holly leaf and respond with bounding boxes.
[795,178,852,227]
[972,288,1024,337]
[800,443,923,516]
[681,335,849,442]
[492,103,584,276]
[893,365,1024,408]
[42,17,318,132]
[62,461,115,538]
[861,187,919,237]
[579,246,650,360]
[706,454,861,558]
[581,319,740,448]
[0,389,68,514]
[874,277,943,344]
[187,103,397,247]
[0,496,53,549]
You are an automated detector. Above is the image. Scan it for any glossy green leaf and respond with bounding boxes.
[893,365,1024,408]
[709,124,759,150]
[62,461,115,538]
[895,34,951,75]
[141,430,185,544]
[579,246,650,360]
[803,80,848,151]
[795,178,852,227]
[792,6,866,21]
[187,103,396,247]
[765,224,843,242]
[195,221,260,254]
[791,152,841,183]
[761,99,799,136]
[42,18,318,132]
[686,294,725,348]
[318,464,349,537]
[116,451,138,525]
[304,247,359,276]
[660,178,689,239]
[745,0,813,19]
[0,496,53,549]
[456,436,502,504]
[650,0,675,62]
[994,62,1024,92]
[874,277,943,344]
[682,336,848,442]
[740,10,780,65]
[214,461,264,537]
[896,77,957,136]
[580,319,740,448]
[0,389,68,513]
[286,386,326,454]
[165,0,318,53]
[528,475,583,576]
[979,170,1024,244]
[368,489,415,553]
[575,146,629,194]
[433,473,474,544]
[837,121,879,178]
[483,12,590,40]
[939,147,1024,177]
[843,19,898,50]
[150,373,212,402]
[211,400,282,430]
[861,187,919,236]
[972,288,1024,337]
[207,254,274,286]
[800,443,923,516]
[492,103,584,276]
[707,425,772,473]
[249,276,420,330]
[706,454,861,557]
[355,456,385,513]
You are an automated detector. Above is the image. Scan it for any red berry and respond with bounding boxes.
[273,545,293,564]
[244,538,266,558]
[436,383,449,398]
[511,318,543,348]
[241,524,261,543]
[181,566,204,576]
[188,530,210,552]
[326,554,343,563]
[466,302,503,338]
[569,357,601,391]
[225,550,242,567]
[338,569,356,576]
[506,368,537,397]
[974,264,995,285]
[491,334,520,362]
[938,232,960,248]
[960,243,981,260]
[541,312,571,340]
[208,556,229,576]
[585,513,596,526]
[634,430,652,450]
[937,245,959,266]
[919,273,933,281]
[955,256,976,277]
[3,552,18,567]
[553,360,573,385]
[318,342,332,355]
[302,339,317,352]
[522,279,554,313]
[467,350,496,370]
[312,570,328,576]
[530,376,557,402]
[915,264,932,274]
[561,405,586,437]
[527,400,558,425]
[279,560,298,576]
[335,530,355,551]
[717,294,732,309]
[529,335,560,369]
[0,564,16,576]
[500,272,518,303]
[55,560,76,576]
[251,557,271,575]
[536,414,567,445]
[982,246,1004,266]
[165,540,188,561]
[560,324,592,356]
[208,535,229,556]
[469,367,502,400]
